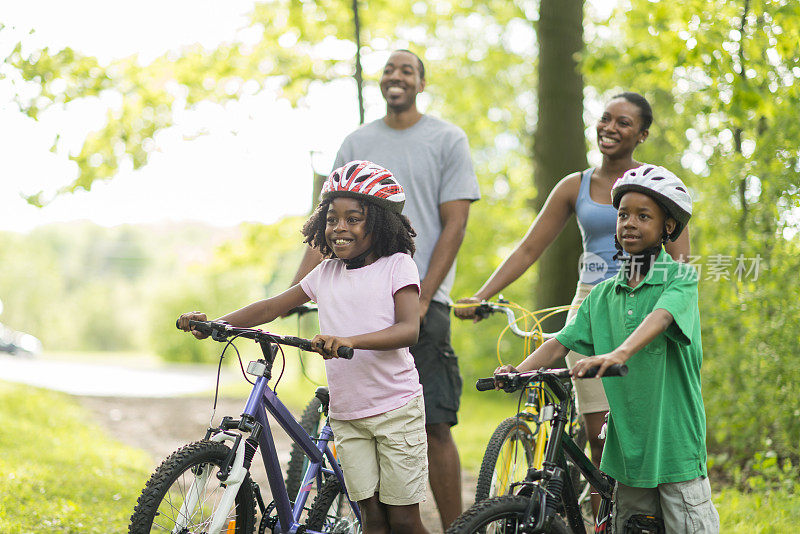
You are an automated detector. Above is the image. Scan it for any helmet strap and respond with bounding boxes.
[613,236,665,279]
[342,247,374,269]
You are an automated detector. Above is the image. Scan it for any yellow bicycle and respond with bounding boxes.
[459,300,588,507]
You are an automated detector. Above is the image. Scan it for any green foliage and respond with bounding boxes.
[148,264,264,363]
[715,484,799,533]
[3,0,535,209]
[4,0,799,489]
[0,382,151,533]
[584,0,800,478]
[4,0,539,368]
[0,222,244,355]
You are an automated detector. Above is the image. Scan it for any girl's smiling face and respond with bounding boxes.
[616,192,675,254]
[325,197,375,262]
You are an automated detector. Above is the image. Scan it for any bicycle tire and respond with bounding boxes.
[306,476,361,533]
[475,417,536,502]
[286,395,324,499]
[129,440,256,534]
[446,495,568,534]
[566,419,593,528]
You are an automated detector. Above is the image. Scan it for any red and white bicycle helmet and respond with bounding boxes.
[611,164,692,241]
[321,160,406,214]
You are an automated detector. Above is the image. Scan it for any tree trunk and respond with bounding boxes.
[533,0,587,331]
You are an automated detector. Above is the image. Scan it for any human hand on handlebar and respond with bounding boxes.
[177,311,209,339]
[311,334,355,360]
[493,363,519,389]
[570,350,628,378]
[454,296,483,322]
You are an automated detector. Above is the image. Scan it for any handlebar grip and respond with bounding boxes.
[337,346,354,360]
[579,363,629,378]
[476,377,496,391]
[474,304,495,319]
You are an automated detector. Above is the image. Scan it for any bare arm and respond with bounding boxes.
[177,285,311,338]
[418,199,471,320]
[311,285,420,358]
[495,337,571,375]
[570,308,673,378]
[290,245,324,285]
[455,174,578,319]
[665,226,690,262]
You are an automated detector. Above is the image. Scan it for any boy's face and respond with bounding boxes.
[325,197,374,261]
[380,51,425,112]
[616,192,676,254]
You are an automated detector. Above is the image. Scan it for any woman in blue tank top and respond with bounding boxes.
[456,92,690,506]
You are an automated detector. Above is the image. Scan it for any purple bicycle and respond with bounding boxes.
[128,320,361,534]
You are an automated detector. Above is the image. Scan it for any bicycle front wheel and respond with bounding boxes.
[475,417,536,502]
[129,440,256,534]
[306,477,361,534]
[446,495,568,534]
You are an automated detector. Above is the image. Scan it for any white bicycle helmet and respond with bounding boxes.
[611,164,692,241]
[322,160,406,214]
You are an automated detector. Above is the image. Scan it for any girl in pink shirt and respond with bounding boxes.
[179,160,428,534]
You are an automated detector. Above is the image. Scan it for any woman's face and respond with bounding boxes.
[596,98,649,159]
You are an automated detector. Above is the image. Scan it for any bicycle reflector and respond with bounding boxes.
[247,360,268,377]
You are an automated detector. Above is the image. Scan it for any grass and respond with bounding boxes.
[1,361,796,533]
[715,486,799,532]
[454,389,522,472]
[0,381,152,534]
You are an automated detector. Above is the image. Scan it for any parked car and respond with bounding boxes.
[0,299,42,357]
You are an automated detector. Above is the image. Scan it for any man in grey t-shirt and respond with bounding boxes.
[292,49,479,530]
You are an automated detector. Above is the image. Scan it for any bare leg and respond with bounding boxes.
[583,410,608,517]
[387,503,429,534]
[358,494,390,534]
[426,422,462,530]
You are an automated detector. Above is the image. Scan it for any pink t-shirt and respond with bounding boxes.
[299,253,422,420]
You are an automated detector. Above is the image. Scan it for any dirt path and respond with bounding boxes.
[77,394,476,533]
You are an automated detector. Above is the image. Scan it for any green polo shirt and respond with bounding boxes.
[557,250,707,487]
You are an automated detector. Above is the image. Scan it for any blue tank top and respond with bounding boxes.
[575,168,620,284]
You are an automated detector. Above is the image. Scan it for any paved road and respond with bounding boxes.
[0,353,236,396]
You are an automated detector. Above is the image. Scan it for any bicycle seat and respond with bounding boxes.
[314,387,330,412]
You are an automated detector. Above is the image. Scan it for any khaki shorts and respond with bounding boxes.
[613,476,720,534]
[329,395,428,505]
[565,282,610,415]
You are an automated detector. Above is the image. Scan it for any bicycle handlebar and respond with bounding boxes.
[474,302,558,340]
[177,319,354,360]
[475,364,628,392]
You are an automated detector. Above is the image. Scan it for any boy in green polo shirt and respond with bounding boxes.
[496,165,719,533]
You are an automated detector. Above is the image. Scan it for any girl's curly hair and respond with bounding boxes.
[302,197,416,259]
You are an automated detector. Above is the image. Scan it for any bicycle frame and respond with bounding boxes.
[518,372,614,534]
[491,380,581,497]
[182,326,361,534]
[474,301,583,499]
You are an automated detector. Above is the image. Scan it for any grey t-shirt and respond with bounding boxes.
[333,115,480,304]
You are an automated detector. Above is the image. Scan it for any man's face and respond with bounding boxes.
[380,51,425,112]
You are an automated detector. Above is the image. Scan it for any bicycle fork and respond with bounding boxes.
[175,432,247,534]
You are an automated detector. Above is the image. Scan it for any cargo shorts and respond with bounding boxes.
[410,301,462,426]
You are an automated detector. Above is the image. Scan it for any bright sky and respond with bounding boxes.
[0,1,619,234]
[0,0,388,233]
